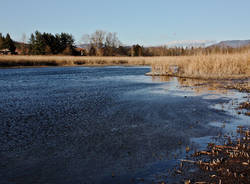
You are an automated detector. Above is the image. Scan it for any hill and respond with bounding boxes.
[211,40,250,48]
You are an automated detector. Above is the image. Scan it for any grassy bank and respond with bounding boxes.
[150,53,250,79]
[0,55,155,67]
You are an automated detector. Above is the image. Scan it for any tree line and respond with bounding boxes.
[1,31,249,56]
[28,31,76,55]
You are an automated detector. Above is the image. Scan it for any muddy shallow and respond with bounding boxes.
[0,66,249,184]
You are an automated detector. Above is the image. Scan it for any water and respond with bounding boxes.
[0,66,249,184]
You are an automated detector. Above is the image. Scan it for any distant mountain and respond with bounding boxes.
[211,40,250,48]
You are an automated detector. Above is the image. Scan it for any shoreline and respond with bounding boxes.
[146,72,250,80]
[0,63,149,69]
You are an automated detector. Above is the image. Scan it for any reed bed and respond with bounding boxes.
[151,53,250,79]
[0,55,155,67]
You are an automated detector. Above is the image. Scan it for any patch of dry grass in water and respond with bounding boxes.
[151,53,250,79]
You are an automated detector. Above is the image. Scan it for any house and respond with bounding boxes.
[0,49,12,55]
[75,48,87,56]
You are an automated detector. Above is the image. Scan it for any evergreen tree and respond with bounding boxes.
[2,33,16,53]
[45,45,52,55]
[28,33,35,54]
[28,31,75,55]
[59,33,75,52]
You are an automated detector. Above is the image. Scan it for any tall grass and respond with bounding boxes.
[0,55,153,67]
[150,53,250,79]
[0,53,249,79]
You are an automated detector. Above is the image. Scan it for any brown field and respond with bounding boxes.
[0,53,249,80]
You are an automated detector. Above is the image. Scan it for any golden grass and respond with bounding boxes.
[150,52,250,79]
[0,55,154,67]
[0,53,249,79]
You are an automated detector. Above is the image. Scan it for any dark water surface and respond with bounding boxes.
[0,66,248,184]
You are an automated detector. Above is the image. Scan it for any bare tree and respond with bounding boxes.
[81,30,122,56]
[21,33,27,55]
[105,32,121,48]
[104,32,121,56]
[81,30,106,56]
[92,30,106,48]
[105,32,113,48]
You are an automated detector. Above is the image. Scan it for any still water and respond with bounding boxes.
[0,66,248,184]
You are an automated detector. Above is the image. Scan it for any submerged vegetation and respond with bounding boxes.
[179,127,250,184]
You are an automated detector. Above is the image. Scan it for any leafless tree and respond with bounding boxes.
[81,30,122,56]
[105,32,121,48]
[90,30,106,50]
[21,33,27,55]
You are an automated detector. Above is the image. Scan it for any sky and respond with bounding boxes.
[1,0,250,46]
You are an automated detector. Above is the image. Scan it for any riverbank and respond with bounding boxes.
[0,55,153,67]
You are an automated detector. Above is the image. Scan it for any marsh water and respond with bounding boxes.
[0,66,249,184]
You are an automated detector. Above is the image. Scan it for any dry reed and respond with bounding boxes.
[0,55,154,67]
[150,53,250,79]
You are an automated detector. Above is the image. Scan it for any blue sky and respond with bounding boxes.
[1,0,250,46]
